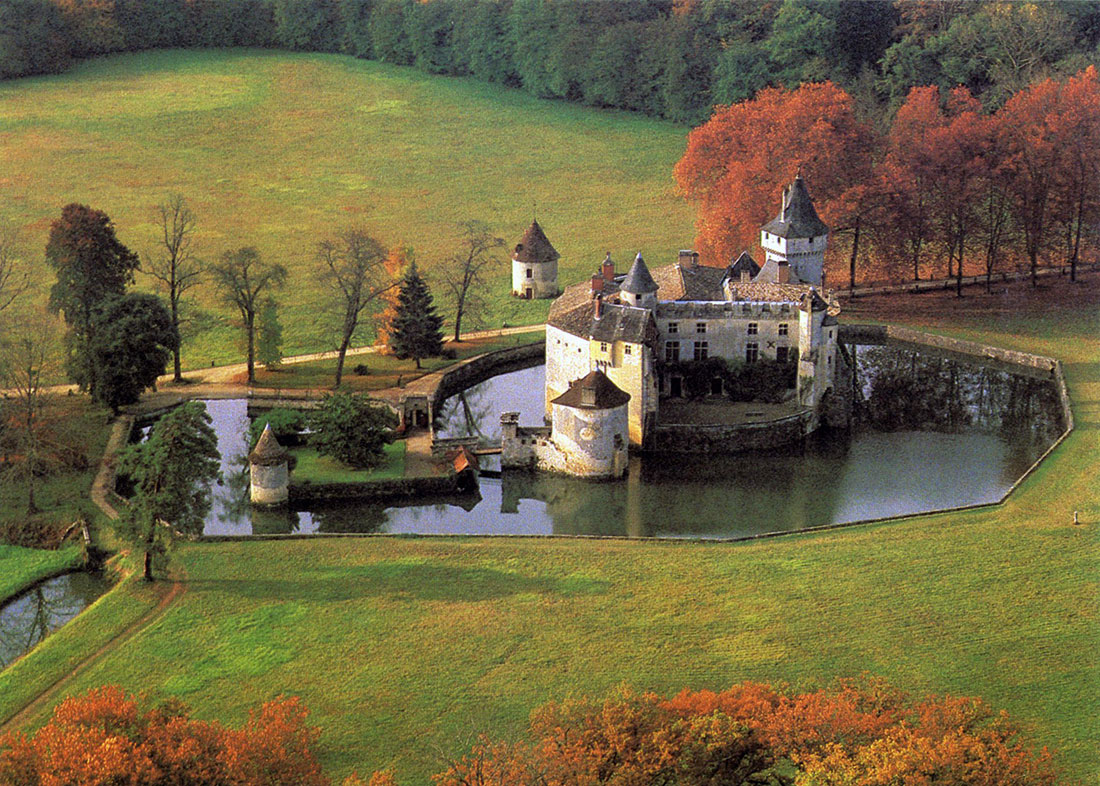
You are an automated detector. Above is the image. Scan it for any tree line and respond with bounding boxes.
[4,1,1100,124]
[675,66,1100,291]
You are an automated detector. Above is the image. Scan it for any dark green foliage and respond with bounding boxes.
[309,392,396,469]
[119,401,220,579]
[369,0,413,65]
[406,0,455,75]
[274,0,342,52]
[89,294,179,413]
[452,0,515,84]
[340,0,374,57]
[0,0,71,79]
[661,354,797,404]
[249,407,307,448]
[387,264,443,369]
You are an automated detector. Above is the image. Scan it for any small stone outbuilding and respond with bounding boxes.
[249,423,289,506]
[511,220,560,299]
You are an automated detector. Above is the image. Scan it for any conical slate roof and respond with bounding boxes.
[248,423,289,466]
[512,220,560,264]
[551,370,631,410]
[620,252,658,294]
[761,175,829,239]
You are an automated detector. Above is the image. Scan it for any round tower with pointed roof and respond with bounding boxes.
[249,423,289,506]
[760,174,829,287]
[546,370,630,478]
[511,220,560,299]
[619,252,658,310]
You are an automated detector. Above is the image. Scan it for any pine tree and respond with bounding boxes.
[387,263,443,369]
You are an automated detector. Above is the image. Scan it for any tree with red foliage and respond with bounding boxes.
[0,685,329,786]
[432,680,1055,786]
[674,81,874,279]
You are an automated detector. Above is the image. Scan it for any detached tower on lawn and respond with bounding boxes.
[511,219,560,299]
[249,423,289,506]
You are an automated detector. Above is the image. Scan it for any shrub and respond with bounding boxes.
[250,407,307,448]
[309,393,397,470]
[353,363,370,376]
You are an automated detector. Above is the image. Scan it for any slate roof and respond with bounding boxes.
[248,424,288,466]
[761,175,829,239]
[620,253,658,294]
[676,264,728,301]
[551,370,631,410]
[729,251,761,279]
[799,288,830,313]
[590,303,655,344]
[725,281,815,303]
[512,220,560,264]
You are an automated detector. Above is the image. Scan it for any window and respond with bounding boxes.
[665,341,680,362]
[600,342,608,353]
[778,323,789,336]
[747,322,758,335]
[776,346,789,363]
[696,322,706,334]
[746,342,759,363]
[668,322,679,334]
[694,341,708,361]
[710,378,723,396]
[624,344,632,355]
[526,268,533,278]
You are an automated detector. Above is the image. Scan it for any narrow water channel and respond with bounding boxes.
[161,340,1063,539]
[0,572,110,667]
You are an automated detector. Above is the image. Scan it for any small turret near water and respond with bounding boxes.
[249,423,289,506]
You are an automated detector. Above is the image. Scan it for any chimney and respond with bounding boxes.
[778,260,790,284]
[740,268,751,283]
[591,273,604,295]
[692,251,700,268]
[678,249,693,267]
[594,294,603,319]
[601,252,614,281]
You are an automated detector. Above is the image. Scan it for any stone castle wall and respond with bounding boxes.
[650,410,816,453]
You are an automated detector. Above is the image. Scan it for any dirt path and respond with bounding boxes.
[0,570,185,734]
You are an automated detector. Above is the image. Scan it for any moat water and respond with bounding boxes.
[0,572,111,667]
[187,340,1064,539]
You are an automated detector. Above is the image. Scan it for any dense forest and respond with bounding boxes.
[3,0,1099,124]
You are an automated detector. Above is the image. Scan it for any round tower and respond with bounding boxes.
[511,220,560,299]
[619,253,658,310]
[249,423,289,506]
[760,174,829,287]
[548,370,630,478]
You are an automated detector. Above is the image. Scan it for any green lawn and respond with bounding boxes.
[291,441,406,484]
[0,544,83,604]
[0,49,693,367]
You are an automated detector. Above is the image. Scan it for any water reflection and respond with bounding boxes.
[182,342,1063,538]
[0,572,110,667]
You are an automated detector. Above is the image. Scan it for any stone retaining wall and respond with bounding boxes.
[429,341,544,413]
[651,410,816,453]
[289,474,458,503]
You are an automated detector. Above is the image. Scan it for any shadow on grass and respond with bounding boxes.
[1061,360,1100,387]
[187,562,608,604]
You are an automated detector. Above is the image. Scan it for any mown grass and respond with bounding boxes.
[0,544,83,604]
[251,331,543,392]
[2,277,1095,783]
[0,49,692,367]
[291,441,406,484]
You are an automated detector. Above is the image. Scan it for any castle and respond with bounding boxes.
[502,175,841,478]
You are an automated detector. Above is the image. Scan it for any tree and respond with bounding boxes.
[0,309,63,515]
[373,246,413,354]
[0,685,327,785]
[387,263,443,369]
[317,229,395,387]
[210,247,287,384]
[88,293,179,415]
[674,81,873,267]
[45,203,140,390]
[443,221,503,342]
[310,392,396,470]
[763,0,836,87]
[119,401,219,581]
[257,297,283,370]
[0,226,28,316]
[145,194,203,383]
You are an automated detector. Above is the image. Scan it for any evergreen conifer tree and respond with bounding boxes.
[387,263,443,369]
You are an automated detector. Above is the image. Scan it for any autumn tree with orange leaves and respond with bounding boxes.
[0,686,328,786]
[373,246,413,355]
[674,81,873,281]
[430,680,1055,786]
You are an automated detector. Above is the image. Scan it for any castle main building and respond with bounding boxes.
[504,176,841,477]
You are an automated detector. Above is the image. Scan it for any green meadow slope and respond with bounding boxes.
[1,280,1096,783]
[0,49,693,365]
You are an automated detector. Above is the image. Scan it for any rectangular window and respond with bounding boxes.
[778,323,788,336]
[694,341,708,361]
[696,322,706,334]
[624,344,632,355]
[668,322,679,334]
[747,322,758,335]
[526,268,533,278]
[665,341,680,362]
[600,342,608,353]
[776,346,789,363]
[746,342,759,363]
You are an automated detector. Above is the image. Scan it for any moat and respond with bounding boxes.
[189,338,1064,539]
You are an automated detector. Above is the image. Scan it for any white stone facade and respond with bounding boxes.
[250,462,288,505]
[512,257,559,299]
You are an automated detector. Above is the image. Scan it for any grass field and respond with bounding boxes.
[291,441,406,484]
[0,544,83,604]
[0,49,693,367]
[1,277,1095,784]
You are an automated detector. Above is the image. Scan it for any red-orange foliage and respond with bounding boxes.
[373,246,413,354]
[0,686,328,786]
[674,81,874,267]
[434,680,1055,786]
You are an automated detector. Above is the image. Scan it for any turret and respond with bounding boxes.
[249,423,289,506]
[760,174,828,287]
[511,220,560,299]
[619,252,658,310]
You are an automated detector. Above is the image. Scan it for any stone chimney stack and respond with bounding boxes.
[678,249,699,268]
[601,252,615,281]
[594,294,603,319]
[591,273,603,295]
